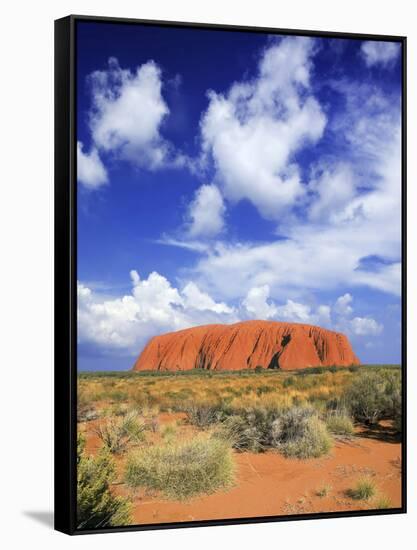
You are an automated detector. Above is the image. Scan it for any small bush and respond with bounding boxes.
[78,405,99,423]
[106,403,129,417]
[125,436,235,500]
[94,412,146,454]
[215,406,282,452]
[256,385,275,396]
[185,403,227,428]
[161,423,178,443]
[215,405,332,458]
[108,390,128,403]
[343,370,401,425]
[270,406,315,445]
[374,495,392,509]
[393,410,402,433]
[325,412,355,437]
[216,415,264,452]
[138,405,160,431]
[77,434,131,529]
[347,477,376,500]
[280,416,333,459]
[316,484,332,497]
[283,376,295,388]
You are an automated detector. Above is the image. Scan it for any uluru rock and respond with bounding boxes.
[132,320,360,372]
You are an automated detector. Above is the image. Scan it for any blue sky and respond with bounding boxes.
[76,21,402,371]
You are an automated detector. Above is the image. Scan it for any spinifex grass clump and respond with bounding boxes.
[125,436,235,500]
[374,495,392,509]
[185,403,228,428]
[77,434,131,529]
[325,411,355,436]
[160,422,178,443]
[316,484,332,497]
[275,409,333,459]
[213,405,333,459]
[347,476,377,500]
[94,411,146,454]
[215,406,280,452]
[218,414,266,452]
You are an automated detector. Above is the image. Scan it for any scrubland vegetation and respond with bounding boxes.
[77,433,131,528]
[125,436,235,500]
[76,365,402,527]
[347,476,377,500]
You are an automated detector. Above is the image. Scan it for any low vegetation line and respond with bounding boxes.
[78,364,401,379]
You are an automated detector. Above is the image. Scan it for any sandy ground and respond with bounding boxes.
[81,415,402,525]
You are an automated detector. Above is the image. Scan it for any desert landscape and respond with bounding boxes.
[77,321,402,529]
[75,27,403,531]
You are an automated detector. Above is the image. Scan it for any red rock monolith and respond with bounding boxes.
[132,320,360,372]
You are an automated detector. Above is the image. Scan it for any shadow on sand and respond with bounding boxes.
[359,422,401,444]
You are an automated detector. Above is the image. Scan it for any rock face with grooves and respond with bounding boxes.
[132,320,360,372]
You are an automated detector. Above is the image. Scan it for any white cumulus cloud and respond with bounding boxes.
[334,293,353,317]
[84,57,184,179]
[186,184,226,238]
[350,316,383,336]
[77,141,108,189]
[77,270,239,355]
[361,41,400,67]
[242,286,332,327]
[78,270,383,357]
[308,163,356,223]
[186,81,401,301]
[275,299,314,323]
[182,281,233,314]
[199,37,326,220]
[242,285,278,319]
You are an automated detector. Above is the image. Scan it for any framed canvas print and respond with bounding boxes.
[54,15,407,535]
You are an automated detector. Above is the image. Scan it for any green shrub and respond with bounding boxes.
[393,410,402,433]
[280,415,333,459]
[283,376,295,388]
[94,411,146,454]
[300,367,325,375]
[347,476,376,500]
[325,412,355,436]
[185,403,227,428]
[343,371,401,425]
[215,406,282,452]
[216,415,264,452]
[256,385,275,396]
[77,434,131,529]
[125,436,235,500]
[270,406,315,444]
[215,405,333,458]
[108,390,128,403]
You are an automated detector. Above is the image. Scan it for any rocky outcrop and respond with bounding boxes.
[132,320,360,372]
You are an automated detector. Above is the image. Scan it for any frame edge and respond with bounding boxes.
[54,15,77,535]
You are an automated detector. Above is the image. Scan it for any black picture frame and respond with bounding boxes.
[54,14,407,535]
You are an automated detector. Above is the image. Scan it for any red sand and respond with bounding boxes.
[82,417,401,525]
[133,320,360,372]
[127,435,401,524]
